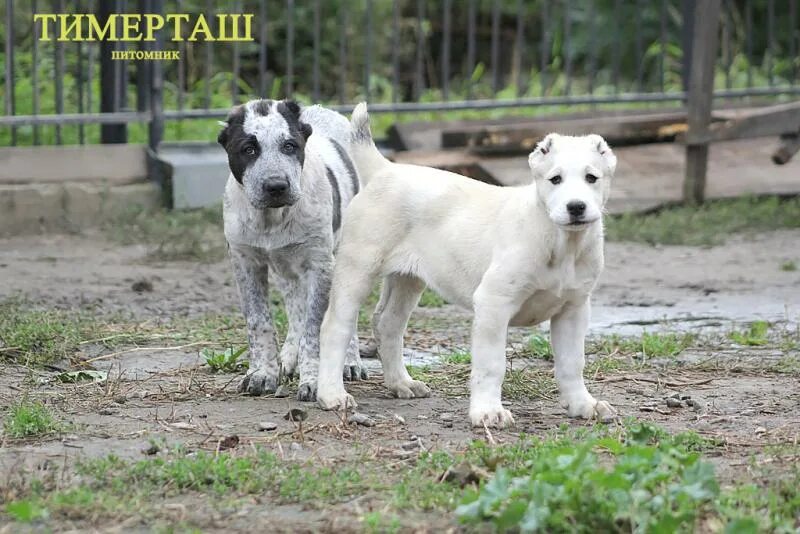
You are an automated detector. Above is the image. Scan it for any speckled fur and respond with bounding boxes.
[219,100,364,401]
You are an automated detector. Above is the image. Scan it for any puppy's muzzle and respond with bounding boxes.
[566,200,587,224]
[257,175,296,208]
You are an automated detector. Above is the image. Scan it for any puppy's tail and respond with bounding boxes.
[350,102,389,185]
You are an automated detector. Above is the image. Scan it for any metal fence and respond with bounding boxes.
[1,0,799,148]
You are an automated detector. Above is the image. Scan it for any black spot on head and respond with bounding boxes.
[251,99,273,117]
[218,104,257,184]
[276,100,313,165]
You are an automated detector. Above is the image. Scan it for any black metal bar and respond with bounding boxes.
[491,0,500,95]
[745,0,753,88]
[149,0,164,150]
[587,0,596,95]
[635,0,643,92]
[659,0,667,93]
[87,0,94,116]
[32,0,40,144]
[767,0,775,87]
[792,0,798,85]
[205,0,213,108]
[338,6,347,104]
[392,0,399,103]
[232,0,241,103]
[55,0,65,144]
[442,0,451,101]
[564,0,573,95]
[365,0,372,102]
[515,0,525,97]
[286,0,294,96]
[414,0,424,100]
[77,0,84,144]
[136,0,151,113]
[116,0,127,114]
[1,85,782,124]
[177,0,185,112]
[259,0,267,97]
[612,0,621,93]
[466,0,476,99]
[722,0,731,89]
[540,0,549,96]
[99,0,126,143]
[3,0,15,145]
[313,0,320,101]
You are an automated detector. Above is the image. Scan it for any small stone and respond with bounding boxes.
[439,412,454,422]
[348,412,376,427]
[290,442,303,452]
[257,421,278,431]
[143,444,160,456]
[131,279,154,293]
[754,426,767,435]
[400,440,420,450]
[113,395,127,404]
[218,435,239,450]
[274,385,292,398]
[665,398,683,408]
[284,408,308,422]
[393,414,406,425]
[639,406,656,412]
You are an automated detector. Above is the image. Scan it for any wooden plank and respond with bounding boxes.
[683,0,721,205]
[707,100,800,142]
[0,144,149,185]
[444,112,692,155]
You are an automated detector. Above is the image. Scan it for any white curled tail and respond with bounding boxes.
[350,102,389,185]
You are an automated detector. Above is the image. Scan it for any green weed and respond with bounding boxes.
[202,346,248,373]
[729,321,770,346]
[3,401,61,439]
[525,333,553,360]
[779,260,797,272]
[441,350,471,365]
[418,289,447,308]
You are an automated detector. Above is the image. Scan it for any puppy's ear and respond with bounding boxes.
[588,134,617,174]
[299,121,313,140]
[528,133,557,170]
[217,105,245,147]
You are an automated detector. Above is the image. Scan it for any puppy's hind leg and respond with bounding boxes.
[373,273,431,400]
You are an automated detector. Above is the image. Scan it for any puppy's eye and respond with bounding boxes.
[549,175,562,185]
[282,141,297,154]
[242,146,256,156]
[586,173,599,184]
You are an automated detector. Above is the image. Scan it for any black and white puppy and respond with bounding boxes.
[218,99,365,401]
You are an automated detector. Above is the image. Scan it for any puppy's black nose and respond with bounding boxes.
[567,201,586,217]
[264,177,289,196]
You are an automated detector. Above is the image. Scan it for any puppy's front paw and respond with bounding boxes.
[280,349,298,380]
[563,396,617,422]
[470,405,515,428]
[343,337,368,381]
[238,369,278,396]
[296,381,317,402]
[386,378,431,399]
[317,388,357,411]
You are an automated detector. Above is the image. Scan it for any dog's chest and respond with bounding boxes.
[510,255,599,327]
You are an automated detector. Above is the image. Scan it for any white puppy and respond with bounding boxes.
[316,103,618,428]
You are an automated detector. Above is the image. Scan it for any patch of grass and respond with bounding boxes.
[104,205,226,263]
[441,350,471,365]
[773,355,800,375]
[779,260,797,272]
[3,401,61,439]
[3,423,797,531]
[729,321,770,346]
[605,196,800,246]
[525,332,553,360]
[201,346,248,373]
[418,289,447,308]
[591,332,695,358]
[0,300,87,365]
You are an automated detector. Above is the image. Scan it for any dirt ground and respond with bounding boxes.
[0,228,799,532]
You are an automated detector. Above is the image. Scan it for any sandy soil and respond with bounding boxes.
[0,229,798,531]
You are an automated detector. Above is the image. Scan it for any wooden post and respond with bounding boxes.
[683,0,722,205]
